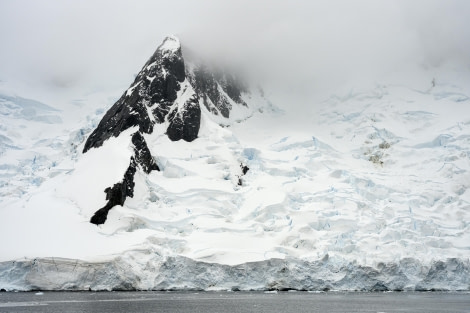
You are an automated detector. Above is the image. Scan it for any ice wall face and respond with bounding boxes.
[1,255,469,291]
[82,36,260,224]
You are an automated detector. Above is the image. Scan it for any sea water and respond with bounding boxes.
[0,291,469,313]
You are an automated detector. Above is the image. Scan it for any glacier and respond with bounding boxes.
[0,37,469,291]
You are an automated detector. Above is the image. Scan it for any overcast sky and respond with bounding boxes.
[1,0,469,99]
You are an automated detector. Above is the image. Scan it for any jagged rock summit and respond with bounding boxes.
[83,35,262,225]
[84,35,251,153]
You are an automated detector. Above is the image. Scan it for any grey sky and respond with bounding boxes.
[1,0,469,99]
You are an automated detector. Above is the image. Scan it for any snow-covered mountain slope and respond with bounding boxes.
[0,37,469,291]
[80,36,270,225]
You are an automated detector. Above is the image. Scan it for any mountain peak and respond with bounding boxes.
[158,35,181,53]
[81,35,268,225]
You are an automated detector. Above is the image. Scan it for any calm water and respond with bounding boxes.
[0,291,469,313]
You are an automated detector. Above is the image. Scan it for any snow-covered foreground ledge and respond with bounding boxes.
[1,254,468,292]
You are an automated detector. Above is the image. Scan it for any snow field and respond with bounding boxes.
[0,68,469,290]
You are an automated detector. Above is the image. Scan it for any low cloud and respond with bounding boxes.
[1,0,469,101]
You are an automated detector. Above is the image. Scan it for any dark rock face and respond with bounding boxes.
[131,132,159,173]
[167,94,201,141]
[83,36,186,153]
[237,163,249,186]
[83,91,153,153]
[241,163,249,175]
[90,158,137,225]
[188,66,247,118]
[145,40,185,123]
[84,36,252,225]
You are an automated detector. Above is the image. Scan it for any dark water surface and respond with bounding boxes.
[0,291,469,313]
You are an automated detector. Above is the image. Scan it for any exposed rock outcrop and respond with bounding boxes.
[90,131,160,225]
[166,93,201,141]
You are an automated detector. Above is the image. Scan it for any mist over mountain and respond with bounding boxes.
[1,1,469,110]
